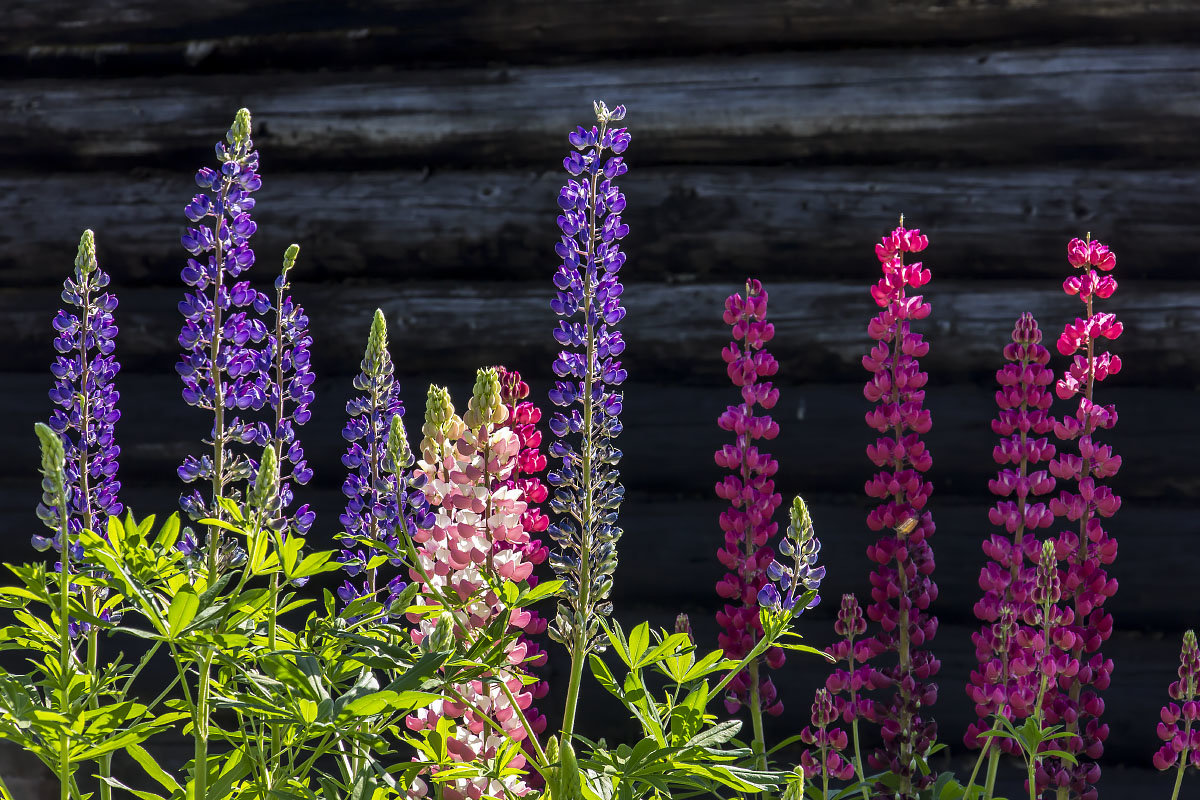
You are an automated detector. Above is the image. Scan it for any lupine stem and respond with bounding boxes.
[56,479,71,800]
[748,660,766,772]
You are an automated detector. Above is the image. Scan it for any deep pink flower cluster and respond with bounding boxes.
[860,224,939,796]
[966,313,1058,751]
[1041,237,1122,799]
[495,368,551,766]
[1155,630,1200,773]
[714,279,785,716]
[800,689,856,786]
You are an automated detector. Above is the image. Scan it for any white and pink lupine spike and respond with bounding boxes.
[406,372,540,798]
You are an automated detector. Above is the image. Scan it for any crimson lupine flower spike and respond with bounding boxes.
[861,221,939,798]
[336,310,434,614]
[1042,236,1122,799]
[714,278,786,716]
[177,109,270,557]
[1155,630,1200,800]
[257,244,315,536]
[546,101,630,668]
[36,230,122,557]
[825,593,885,778]
[966,313,1058,751]
[1029,538,1080,794]
[496,367,551,749]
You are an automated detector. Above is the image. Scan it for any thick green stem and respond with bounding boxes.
[984,746,1001,800]
[748,660,767,774]
[851,717,869,800]
[1171,752,1188,800]
[560,636,586,739]
[55,483,72,800]
[193,654,212,800]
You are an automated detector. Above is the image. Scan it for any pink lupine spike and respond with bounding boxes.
[713,279,786,717]
[855,221,939,798]
[1038,236,1123,799]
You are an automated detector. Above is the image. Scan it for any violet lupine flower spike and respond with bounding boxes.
[1155,630,1200,800]
[861,222,939,799]
[967,313,1058,754]
[36,230,122,556]
[1043,236,1122,800]
[176,108,268,569]
[714,279,786,719]
[337,309,420,611]
[259,243,316,535]
[546,101,630,739]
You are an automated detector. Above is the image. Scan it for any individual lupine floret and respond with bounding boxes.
[1155,630,1200,800]
[800,688,857,796]
[176,109,270,560]
[406,369,539,798]
[258,243,316,534]
[36,230,122,555]
[337,310,433,612]
[860,222,939,799]
[967,313,1058,753]
[1043,236,1122,800]
[714,279,785,717]
[546,100,630,738]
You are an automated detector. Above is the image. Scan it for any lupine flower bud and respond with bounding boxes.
[37,230,123,554]
[800,688,857,784]
[547,102,629,659]
[36,422,66,508]
[714,278,786,715]
[464,367,506,430]
[861,222,939,795]
[675,613,694,645]
[1041,236,1122,797]
[250,445,278,514]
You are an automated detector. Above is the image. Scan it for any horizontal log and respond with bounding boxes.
[4,167,1198,288]
[0,280,1192,387]
[6,46,1200,169]
[7,1,1200,77]
[0,375,1190,503]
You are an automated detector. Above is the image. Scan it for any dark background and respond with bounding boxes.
[2,1,1199,795]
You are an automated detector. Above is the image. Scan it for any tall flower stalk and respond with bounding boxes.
[337,309,430,612]
[1045,236,1122,800]
[37,229,122,553]
[176,107,268,576]
[861,221,939,798]
[966,313,1058,794]
[545,100,630,741]
[713,279,785,764]
[406,371,541,798]
[1155,630,1199,800]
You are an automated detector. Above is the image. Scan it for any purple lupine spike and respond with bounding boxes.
[861,222,939,799]
[257,243,316,536]
[337,309,433,615]
[545,101,629,666]
[176,109,270,559]
[1154,630,1200,791]
[36,229,122,557]
[713,278,786,716]
[966,313,1058,753]
[1038,237,1123,798]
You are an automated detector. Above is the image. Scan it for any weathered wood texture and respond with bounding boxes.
[4,168,1197,288]
[0,376,1192,504]
[6,1,1200,76]
[0,281,1186,386]
[7,47,1200,169]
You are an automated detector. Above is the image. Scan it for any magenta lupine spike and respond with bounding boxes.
[405,372,538,799]
[1042,236,1122,800]
[861,222,939,798]
[496,367,551,767]
[714,279,785,716]
[966,313,1058,752]
[801,688,857,794]
[1155,630,1200,798]
[36,230,123,556]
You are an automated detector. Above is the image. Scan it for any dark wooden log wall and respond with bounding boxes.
[2,1,1198,794]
